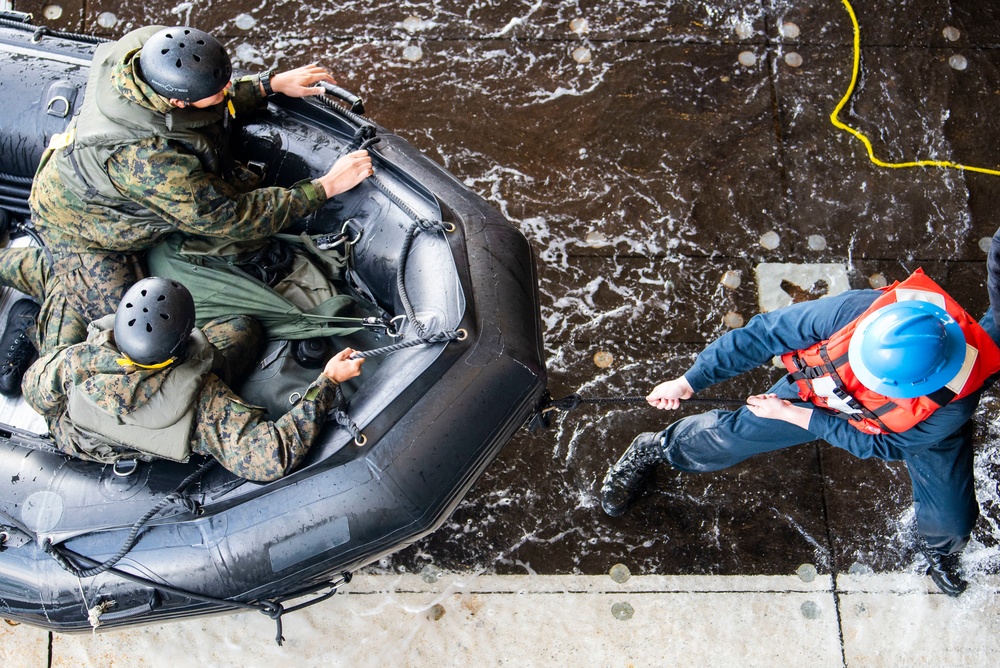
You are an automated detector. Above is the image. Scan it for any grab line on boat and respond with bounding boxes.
[39,460,218,580]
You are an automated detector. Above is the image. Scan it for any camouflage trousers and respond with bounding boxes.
[49,250,144,323]
[201,314,265,389]
[0,247,88,355]
[0,246,142,355]
[192,315,269,478]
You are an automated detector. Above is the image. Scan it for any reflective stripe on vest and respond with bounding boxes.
[780,269,1000,435]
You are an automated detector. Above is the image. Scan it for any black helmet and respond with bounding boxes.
[138,26,232,102]
[114,278,196,366]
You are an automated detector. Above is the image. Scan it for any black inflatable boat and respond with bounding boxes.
[0,13,545,634]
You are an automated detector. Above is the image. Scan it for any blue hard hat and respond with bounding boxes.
[847,300,966,399]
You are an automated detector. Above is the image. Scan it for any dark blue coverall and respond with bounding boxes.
[661,271,1000,556]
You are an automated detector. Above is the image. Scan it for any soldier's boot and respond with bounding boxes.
[0,299,41,397]
[601,432,666,517]
[922,549,968,597]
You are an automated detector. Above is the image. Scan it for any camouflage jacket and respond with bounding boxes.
[29,27,327,254]
[23,320,341,482]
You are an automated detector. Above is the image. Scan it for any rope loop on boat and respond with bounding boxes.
[39,460,216,579]
[397,218,453,339]
[329,384,364,445]
[259,601,286,645]
[0,15,110,44]
[349,329,464,360]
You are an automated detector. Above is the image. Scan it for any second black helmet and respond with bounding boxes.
[114,278,196,366]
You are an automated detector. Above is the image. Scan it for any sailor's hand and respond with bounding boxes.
[270,65,336,98]
[745,393,812,429]
[647,376,694,410]
[324,348,364,384]
[318,150,373,197]
[745,393,790,419]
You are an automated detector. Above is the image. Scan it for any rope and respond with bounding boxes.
[396,219,452,338]
[40,460,216,579]
[0,15,110,44]
[349,329,462,360]
[540,392,745,415]
[832,0,1000,176]
[47,545,301,643]
[0,171,33,186]
[327,384,363,443]
[528,391,747,432]
[310,97,462,445]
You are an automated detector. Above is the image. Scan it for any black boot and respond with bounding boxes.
[0,299,41,398]
[600,432,665,517]
[922,549,968,597]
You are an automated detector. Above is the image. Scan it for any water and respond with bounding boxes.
[21,0,1000,591]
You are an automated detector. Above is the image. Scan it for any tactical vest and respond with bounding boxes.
[57,315,215,463]
[52,26,225,232]
[780,269,1000,435]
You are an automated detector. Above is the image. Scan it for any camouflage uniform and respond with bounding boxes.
[22,314,342,482]
[0,247,88,354]
[29,26,328,322]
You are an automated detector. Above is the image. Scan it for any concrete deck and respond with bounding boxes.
[5,0,1000,665]
[4,572,1000,666]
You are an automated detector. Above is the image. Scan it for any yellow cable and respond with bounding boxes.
[831,0,1000,176]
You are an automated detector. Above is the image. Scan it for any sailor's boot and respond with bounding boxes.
[922,549,968,597]
[600,432,666,517]
[0,299,40,397]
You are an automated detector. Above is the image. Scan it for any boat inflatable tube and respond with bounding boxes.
[0,17,546,633]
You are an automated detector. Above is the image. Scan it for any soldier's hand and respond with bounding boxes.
[318,150,373,197]
[270,65,336,98]
[646,376,694,410]
[324,348,364,384]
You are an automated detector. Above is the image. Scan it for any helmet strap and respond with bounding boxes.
[115,355,177,370]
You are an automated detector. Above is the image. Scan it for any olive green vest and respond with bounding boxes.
[58,315,215,464]
[54,26,225,232]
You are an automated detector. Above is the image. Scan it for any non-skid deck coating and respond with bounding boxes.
[4,0,1000,664]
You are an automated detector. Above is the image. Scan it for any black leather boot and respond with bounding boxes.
[600,432,665,517]
[922,549,968,597]
[0,299,40,397]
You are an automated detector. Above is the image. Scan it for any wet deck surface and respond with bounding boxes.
[9,0,1000,585]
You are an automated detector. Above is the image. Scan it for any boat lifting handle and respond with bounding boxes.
[318,81,365,115]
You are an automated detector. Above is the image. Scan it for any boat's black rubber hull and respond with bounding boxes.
[0,21,546,632]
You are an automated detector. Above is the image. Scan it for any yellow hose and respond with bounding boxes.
[830,0,1000,176]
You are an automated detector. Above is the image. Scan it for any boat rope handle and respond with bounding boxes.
[832,0,1000,176]
[396,218,455,338]
[39,459,217,579]
[335,328,466,447]
[0,15,110,44]
[328,384,364,445]
[43,542,348,644]
[349,329,465,360]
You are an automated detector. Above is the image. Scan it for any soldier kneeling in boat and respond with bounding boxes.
[20,277,362,481]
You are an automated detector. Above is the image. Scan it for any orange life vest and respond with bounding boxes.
[780,269,1000,435]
